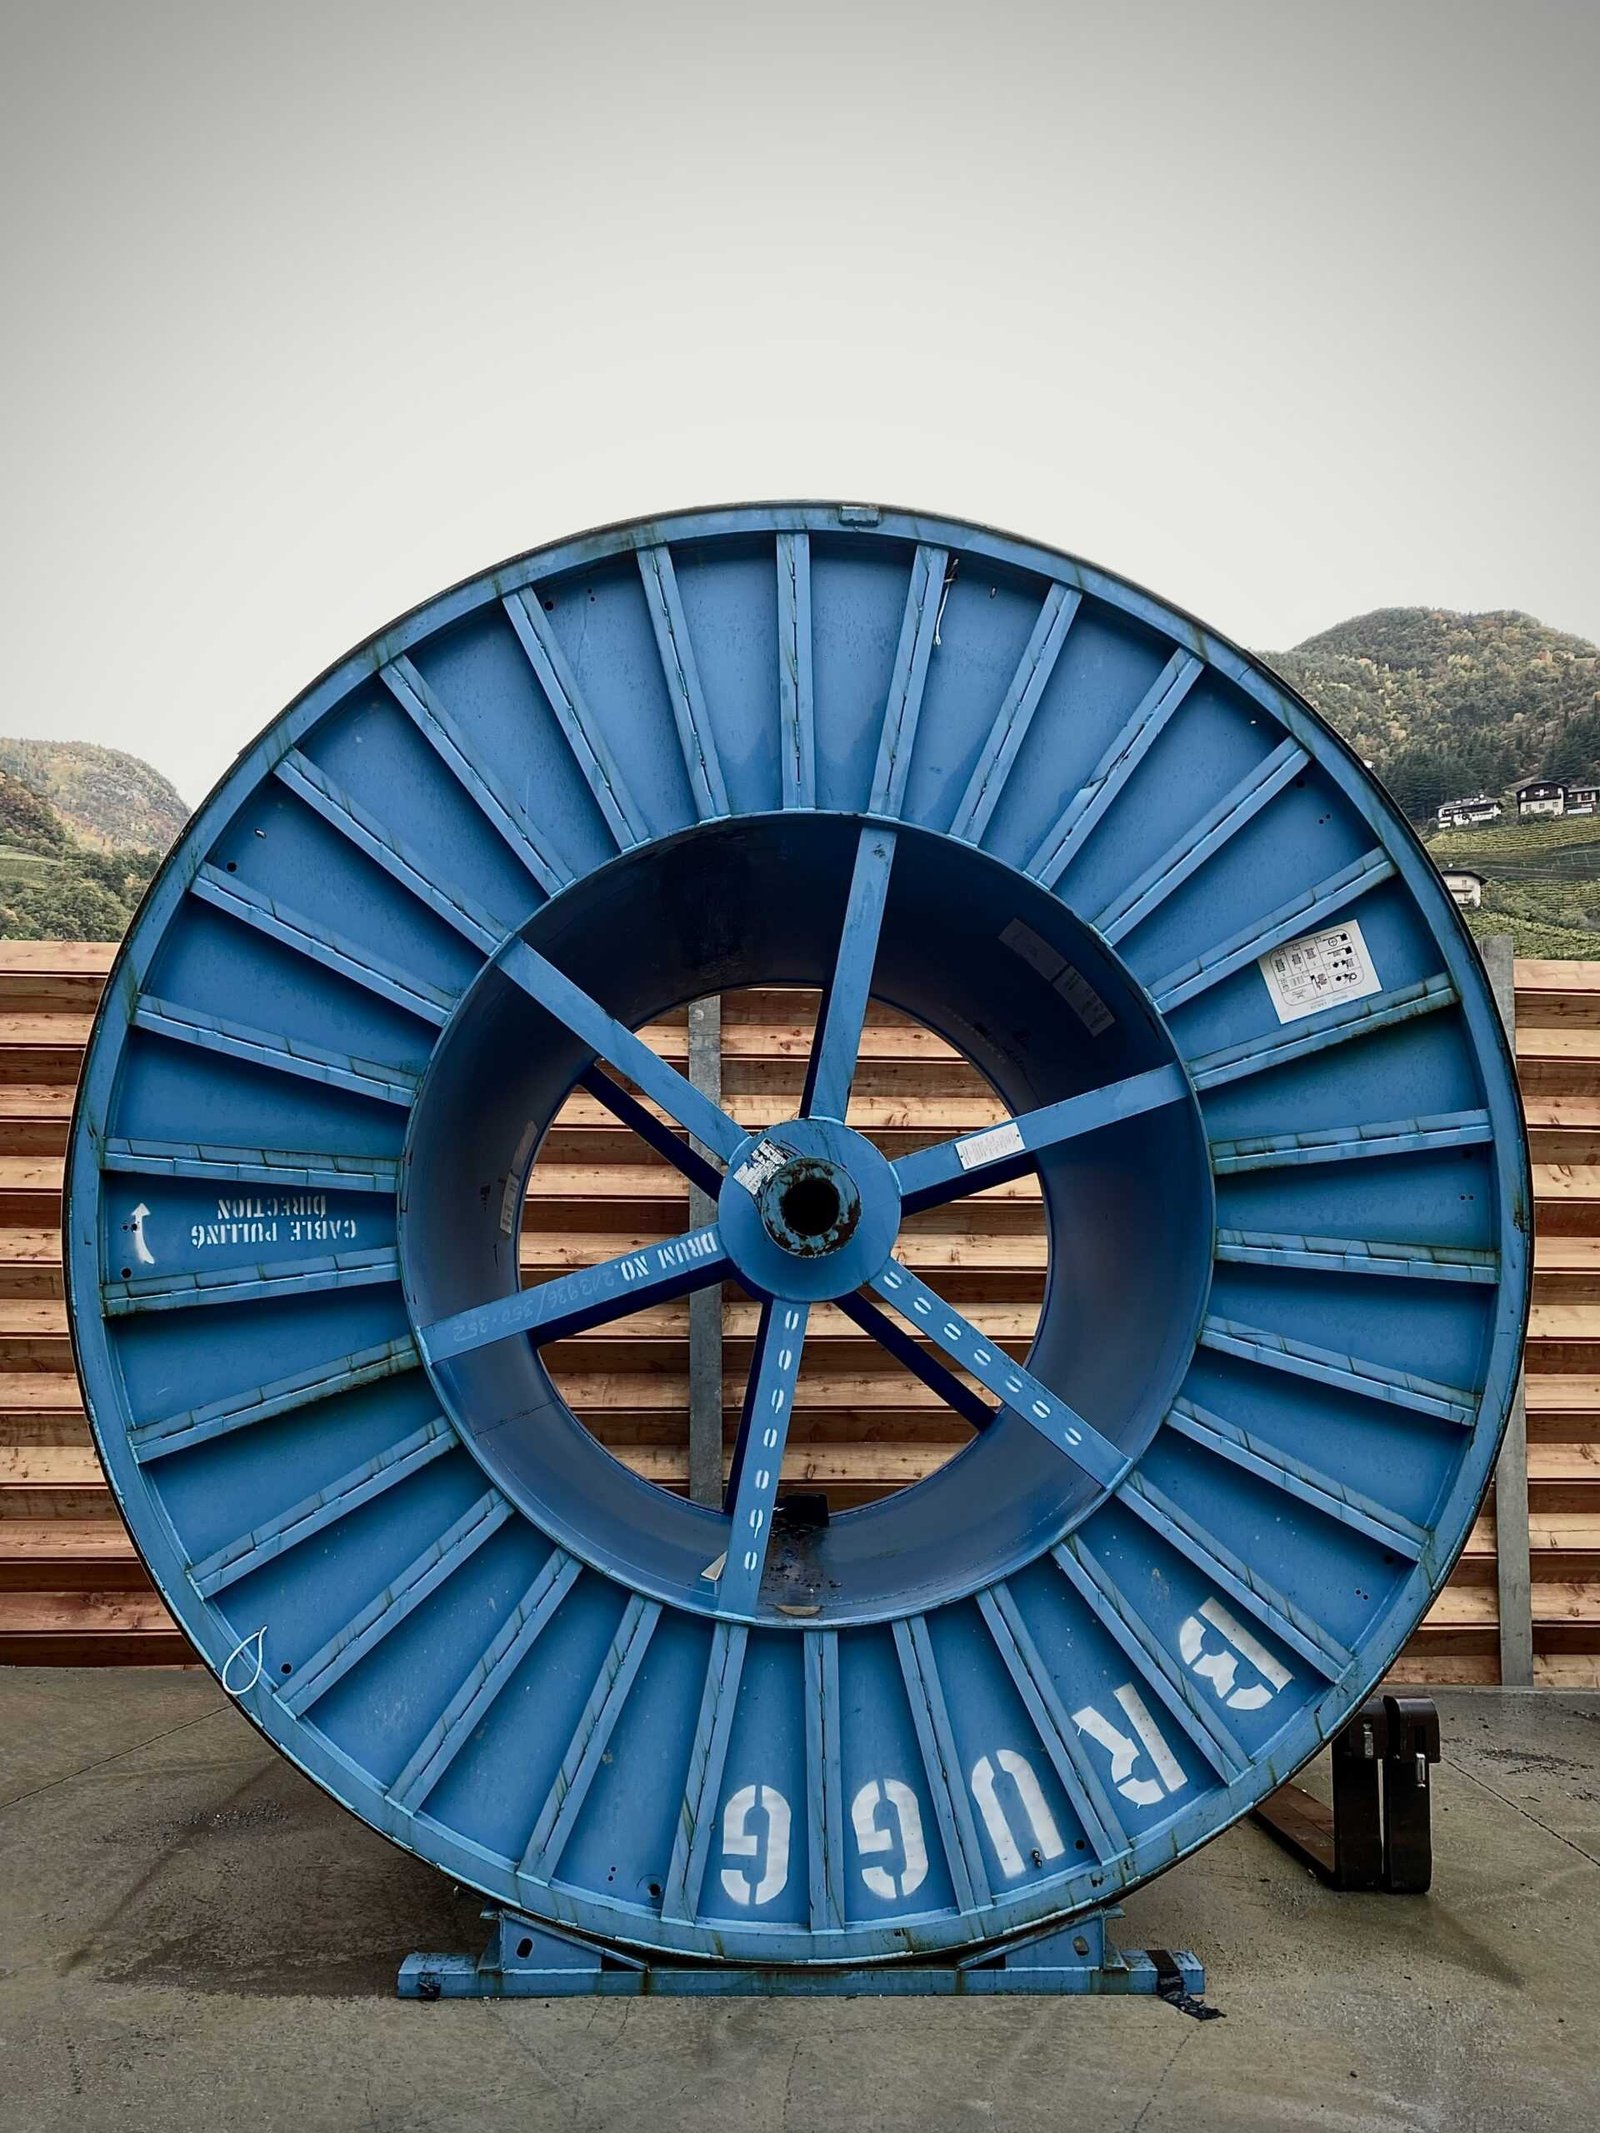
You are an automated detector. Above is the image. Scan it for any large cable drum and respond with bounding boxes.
[69,504,1528,1966]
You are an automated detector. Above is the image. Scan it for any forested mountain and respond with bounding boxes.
[0,743,188,940]
[1266,608,1600,823]
[0,740,190,851]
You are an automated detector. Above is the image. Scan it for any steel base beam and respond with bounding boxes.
[399,1905,1207,2002]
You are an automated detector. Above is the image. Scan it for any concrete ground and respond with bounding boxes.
[1,1671,1596,2133]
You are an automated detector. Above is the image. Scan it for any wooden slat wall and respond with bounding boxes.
[1,941,1594,1685]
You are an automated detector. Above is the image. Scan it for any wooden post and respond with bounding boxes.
[686,997,724,1508]
[1482,934,1534,1688]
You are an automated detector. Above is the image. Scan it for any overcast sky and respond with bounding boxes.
[2,0,1596,805]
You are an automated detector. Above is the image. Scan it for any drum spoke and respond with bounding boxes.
[131,1336,421,1463]
[715,1299,810,1617]
[420,1225,731,1364]
[1215,1230,1498,1283]
[1187,973,1457,1091]
[869,546,949,818]
[867,1261,1127,1488]
[101,1138,398,1193]
[1152,848,1395,1013]
[382,653,575,893]
[639,545,732,822]
[975,1585,1126,1865]
[389,1549,582,1813]
[500,938,744,1162]
[949,585,1081,844]
[1116,1467,1354,1681]
[104,1245,399,1317]
[776,532,816,809]
[893,1614,991,1909]
[1166,1395,1429,1561]
[1028,650,1204,887]
[801,823,897,1123]
[837,1292,995,1435]
[275,749,510,952]
[1209,1108,1493,1173]
[1199,1313,1476,1425]
[502,590,652,851]
[893,1063,1188,1215]
[190,1417,456,1597]
[803,1628,847,1928]
[1053,1537,1249,1782]
[662,1622,749,1921]
[280,1488,515,1715]
[519,1594,662,1881]
[131,995,417,1106]
[1093,738,1308,944]
[578,1066,723,1196]
[191,865,456,1026]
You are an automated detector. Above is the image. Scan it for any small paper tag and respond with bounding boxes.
[733,1139,791,1194]
[1000,919,1115,1036]
[498,1121,540,1235]
[1259,919,1382,1025]
[956,1121,1026,1172]
[1054,962,1115,1037]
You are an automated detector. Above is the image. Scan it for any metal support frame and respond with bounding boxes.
[1481,933,1535,1687]
[1251,1694,1441,1892]
[686,995,724,1508]
[399,1904,1208,2002]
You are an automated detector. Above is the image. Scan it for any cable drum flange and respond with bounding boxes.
[67,503,1529,1967]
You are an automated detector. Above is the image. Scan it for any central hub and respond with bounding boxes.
[717,1117,900,1302]
[760,1156,860,1257]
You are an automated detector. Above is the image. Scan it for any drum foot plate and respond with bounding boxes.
[399,1905,1208,2001]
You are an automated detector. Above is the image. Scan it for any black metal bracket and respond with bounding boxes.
[1250,1693,1441,1893]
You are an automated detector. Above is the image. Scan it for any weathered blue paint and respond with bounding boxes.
[67,502,1529,1973]
[398,1905,1204,1999]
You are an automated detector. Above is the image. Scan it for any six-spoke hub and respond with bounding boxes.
[719,1118,899,1302]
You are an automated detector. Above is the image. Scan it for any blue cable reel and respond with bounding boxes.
[68,504,1528,1971]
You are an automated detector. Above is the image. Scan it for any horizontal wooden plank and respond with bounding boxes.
[1514,959,1600,995]
[0,1519,144,1590]
[0,943,118,973]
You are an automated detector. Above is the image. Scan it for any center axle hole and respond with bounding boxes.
[780,1172,843,1240]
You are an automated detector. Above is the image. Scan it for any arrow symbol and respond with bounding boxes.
[129,1204,155,1266]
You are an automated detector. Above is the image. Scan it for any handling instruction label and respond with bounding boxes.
[1259,919,1382,1024]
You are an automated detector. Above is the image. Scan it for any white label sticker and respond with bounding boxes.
[1054,962,1115,1037]
[1000,916,1066,986]
[733,1139,792,1194]
[499,1120,540,1236]
[1259,919,1381,1025]
[956,1120,1026,1172]
[1000,919,1115,1036]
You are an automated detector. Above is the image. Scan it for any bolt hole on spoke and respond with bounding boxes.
[70,506,1525,1972]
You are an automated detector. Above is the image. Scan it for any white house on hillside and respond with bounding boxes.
[1441,868,1485,910]
[1516,779,1566,819]
[1436,793,1503,828]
